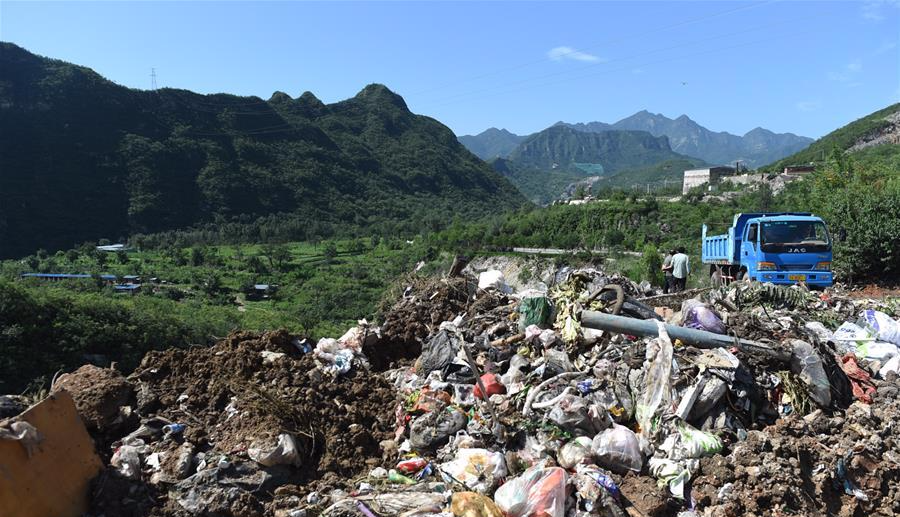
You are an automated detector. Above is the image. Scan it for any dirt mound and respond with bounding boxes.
[691,376,900,516]
[88,330,398,516]
[55,364,134,432]
[376,277,509,369]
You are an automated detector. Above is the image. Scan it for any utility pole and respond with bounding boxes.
[151,68,158,90]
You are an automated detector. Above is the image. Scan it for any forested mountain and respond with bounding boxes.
[0,43,526,258]
[490,125,702,204]
[763,103,900,172]
[459,111,812,168]
[457,128,525,160]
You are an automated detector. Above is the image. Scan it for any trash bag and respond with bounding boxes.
[494,465,567,517]
[832,322,876,354]
[680,299,726,335]
[409,407,468,450]
[248,433,301,467]
[858,309,900,346]
[519,297,552,331]
[111,444,144,479]
[478,270,511,293]
[591,424,643,473]
[418,330,459,375]
[636,322,675,438]
[557,436,594,469]
[440,448,507,493]
[879,355,900,378]
[666,422,723,459]
[547,394,610,437]
[790,340,831,408]
[314,338,355,375]
[451,491,505,517]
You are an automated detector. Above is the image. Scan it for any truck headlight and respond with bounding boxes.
[757,262,776,271]
[813,262,831,271]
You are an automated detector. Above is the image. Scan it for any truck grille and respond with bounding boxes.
[778,264,813,271]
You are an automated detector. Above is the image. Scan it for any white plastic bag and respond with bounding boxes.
[879,355,900,378]
[557,436,593,469]
[859,310,900,346]
[494,465,567,517]
[439,448,507,493]
[591,424,643,473]
[248,433,301,467]
[636,322,675,437]
[478,270,511,293]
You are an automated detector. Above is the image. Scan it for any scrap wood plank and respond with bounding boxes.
[0,389,102,517]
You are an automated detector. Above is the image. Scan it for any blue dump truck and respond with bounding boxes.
[701,213,833,287]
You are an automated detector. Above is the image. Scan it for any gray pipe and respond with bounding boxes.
[581,310,790,362]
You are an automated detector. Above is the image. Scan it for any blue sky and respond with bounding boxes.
[1,1,898,138]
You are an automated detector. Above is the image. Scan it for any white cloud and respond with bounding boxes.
[547,46,602,62]
[874,41,898,55]
[828,61,863,83]
[862,0,900,22]
[796,100,821,112]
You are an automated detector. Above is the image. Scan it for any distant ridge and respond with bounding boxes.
[460,110,813,168]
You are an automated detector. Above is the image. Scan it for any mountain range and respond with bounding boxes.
[488,125,704,204]
[460,111,813,168]
[0,43,526,258]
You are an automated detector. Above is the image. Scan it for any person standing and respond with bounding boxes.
[671,247,690,292]
[661,249,675,294]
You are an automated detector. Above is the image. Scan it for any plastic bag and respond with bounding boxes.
[478,270,511,293]
[879,355,900,378]
[680,299,725,334]
[804,321,833,342]
[591,424,643,473]
[648,458,692,499]
[314,338,355,375]
[111,444,144,479]
[664,422,723,460]
[833,322,876,354]
[547,394,610,437]
[494,465,567,517]
[417,330,460,375]
[790,340,831,407]
[859,310,900,346]
[451,492,505,517]
[855,341,900,361]
[409,408,468,450]
[440,448,507,493]
[248,433,301,467]
[636,322,675,438]
[557,436,593,469]
[519,297,552,331]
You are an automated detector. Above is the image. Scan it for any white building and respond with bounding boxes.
[682,166,736,194]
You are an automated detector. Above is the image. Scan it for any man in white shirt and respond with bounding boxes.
[671,247,690,292]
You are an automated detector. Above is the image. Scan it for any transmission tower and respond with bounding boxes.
[151,68,158,90]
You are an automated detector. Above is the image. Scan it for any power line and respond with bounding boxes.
[151,68,157,90]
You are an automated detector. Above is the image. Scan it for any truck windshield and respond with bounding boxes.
[761,220,831,251]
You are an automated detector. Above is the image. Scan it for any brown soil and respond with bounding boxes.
[619,473,670,516]
[54,364,134,432]
[88,330,399,516]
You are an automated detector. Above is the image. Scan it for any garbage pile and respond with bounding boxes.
[8,269,900,517]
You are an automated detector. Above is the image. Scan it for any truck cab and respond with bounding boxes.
[702,213,833,287]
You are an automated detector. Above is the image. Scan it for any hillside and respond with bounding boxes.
[457,128,525,160]
[494,125,701,203]
[763,103,900,172]
[0,43,526,259]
